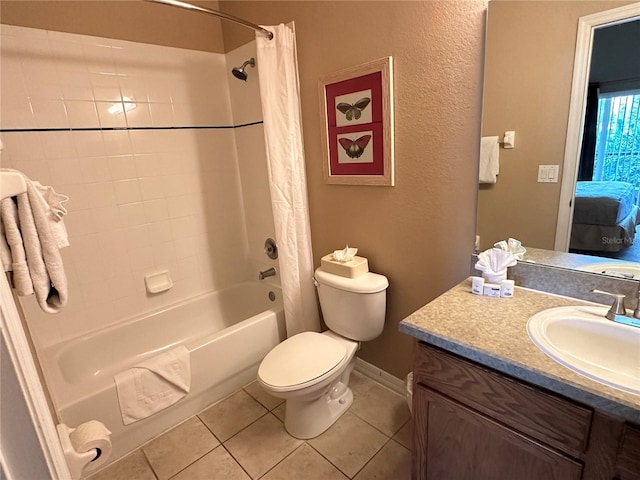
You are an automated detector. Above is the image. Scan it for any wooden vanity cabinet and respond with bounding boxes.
[412,342,638,480]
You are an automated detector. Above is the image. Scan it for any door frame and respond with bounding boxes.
[554,2,640,251]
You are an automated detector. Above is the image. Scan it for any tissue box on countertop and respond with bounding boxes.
[321,254,369,278]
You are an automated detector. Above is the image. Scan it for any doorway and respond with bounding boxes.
[555,3,640,257]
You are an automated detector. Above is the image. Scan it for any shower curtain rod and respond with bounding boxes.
[144,0,274,40]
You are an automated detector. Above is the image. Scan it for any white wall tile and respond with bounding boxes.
[49,158,84,187]
[71,130,106,158]
[142,198,169,223]
[149,103,174,127]
[107,155,137,180]
[139,176,166,200]
[114,179,142,204]
[79,157,112,183]
[64,100,100,128]
[118,202,147,229]
[95,101,127,128]
[3,25,270,350]
[101,130,132,157]
[30,98,69,128]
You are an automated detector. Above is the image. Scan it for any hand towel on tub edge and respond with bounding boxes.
[114,345,191,425]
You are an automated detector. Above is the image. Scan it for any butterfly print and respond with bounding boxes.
[338,135,372,159]
[336,97,371,121]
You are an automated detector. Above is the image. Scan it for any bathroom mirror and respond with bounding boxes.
[477,0,640,273]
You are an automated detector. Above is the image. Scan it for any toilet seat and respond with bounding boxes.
[258,332,347,392]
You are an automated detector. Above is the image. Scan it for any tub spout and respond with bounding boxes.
[258,267,277,280]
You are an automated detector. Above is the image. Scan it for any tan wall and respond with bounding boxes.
[221,1,486,378]
[0,0,225,53]
[1,0,486,378]
[478,0,633,251]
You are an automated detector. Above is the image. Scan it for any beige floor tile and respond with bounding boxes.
[353,440,412,480]
[143,416,219,480]
[261,444,348,480]
[272,402,286,422]
[349,371,380,397]
[307,412,388,478]
[393,419,412,450]
[199,390,268,442]
[350,377,411,437]
[88,449,155,480]
[171,446,250,480]
[224,413,303,479]
[244,381,284,411]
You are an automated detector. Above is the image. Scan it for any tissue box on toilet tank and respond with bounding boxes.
[320,254,369,278]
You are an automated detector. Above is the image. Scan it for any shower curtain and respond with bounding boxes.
[256,23,320,336]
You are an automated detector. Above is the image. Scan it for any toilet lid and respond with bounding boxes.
[258,332,347,388]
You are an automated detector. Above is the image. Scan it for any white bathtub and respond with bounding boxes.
[38,282,285,472]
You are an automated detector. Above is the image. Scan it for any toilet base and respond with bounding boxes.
[284,385,353,439]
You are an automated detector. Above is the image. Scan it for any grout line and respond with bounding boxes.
[219,443,253,480]
[0,121,264,134]
[349,436,394,479]
[255,442,307,479]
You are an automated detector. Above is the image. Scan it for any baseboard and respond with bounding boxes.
[354,357,406,396]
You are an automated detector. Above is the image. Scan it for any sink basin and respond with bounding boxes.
[527,306,640,395]
[578,262,640,279]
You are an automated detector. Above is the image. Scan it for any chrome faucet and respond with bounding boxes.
[591,289,627,321]
[634,282,640,320]
[258,267,277,280]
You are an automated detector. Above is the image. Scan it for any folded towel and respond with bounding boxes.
[0,171,69,313]
[479,136,500,184]
[0,198,34,295]
[114,346,191,425]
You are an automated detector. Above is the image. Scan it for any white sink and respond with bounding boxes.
[527,306,640,395]
[578,262,640,279]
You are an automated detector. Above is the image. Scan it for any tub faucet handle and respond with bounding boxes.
[592,289,626,321]
[258,267,277,280]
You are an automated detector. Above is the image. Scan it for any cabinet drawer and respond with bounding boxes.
[415,342,593,457]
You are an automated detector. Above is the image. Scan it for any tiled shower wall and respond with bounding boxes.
[0,25,276,348]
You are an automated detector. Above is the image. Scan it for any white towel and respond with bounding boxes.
[479,136,500,184]
[0,170,70,312]
[114,346,191,425]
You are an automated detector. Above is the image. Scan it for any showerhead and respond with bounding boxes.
[232,58,256,82]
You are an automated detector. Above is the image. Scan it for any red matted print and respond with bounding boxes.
[319,58,394,186]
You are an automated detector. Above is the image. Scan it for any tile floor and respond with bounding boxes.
[89,371,412,480]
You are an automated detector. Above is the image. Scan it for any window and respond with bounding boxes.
[592,91,640,197]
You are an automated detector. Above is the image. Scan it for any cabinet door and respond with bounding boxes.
[413,384,584,480]
[616,424,640,480]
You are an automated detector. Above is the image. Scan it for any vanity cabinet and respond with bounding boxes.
[412,342,638,480]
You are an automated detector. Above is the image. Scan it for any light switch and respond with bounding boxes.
[538,165,559,183]
[503,131,515,149]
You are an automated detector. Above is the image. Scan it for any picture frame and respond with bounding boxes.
[318,57,394,186]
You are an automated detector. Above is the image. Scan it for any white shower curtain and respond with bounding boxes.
[256,23,320,336]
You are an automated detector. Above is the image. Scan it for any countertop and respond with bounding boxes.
[399,278,640,423]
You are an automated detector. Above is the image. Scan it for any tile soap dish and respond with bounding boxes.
[144,270,173,294]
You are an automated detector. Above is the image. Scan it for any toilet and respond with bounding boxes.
[257,266,389,439]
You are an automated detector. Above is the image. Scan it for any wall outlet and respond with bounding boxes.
[538,165,559,183]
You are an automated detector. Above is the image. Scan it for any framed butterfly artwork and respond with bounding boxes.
[318,57,394,186]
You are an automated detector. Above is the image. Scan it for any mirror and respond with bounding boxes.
[477,0,640,274]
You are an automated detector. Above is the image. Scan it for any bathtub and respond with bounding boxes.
[38,282,285,471]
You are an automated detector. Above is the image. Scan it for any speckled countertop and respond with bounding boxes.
[399,278,640,423]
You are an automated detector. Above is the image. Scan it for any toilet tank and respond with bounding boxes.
[314,268,389,341]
